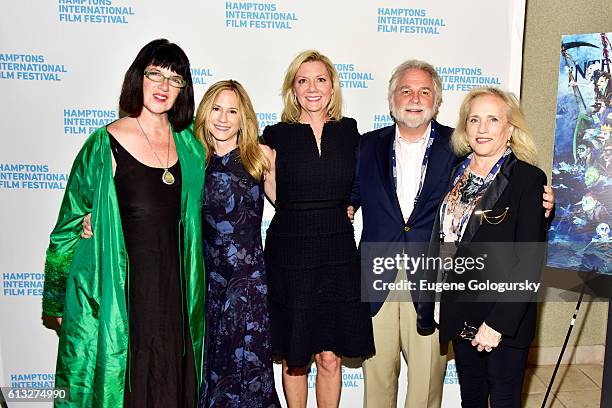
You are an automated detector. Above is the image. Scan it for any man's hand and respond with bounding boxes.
[81,213,93,238]
[42,314,62,334]
[543,185,554,218]
[347,206,355,223]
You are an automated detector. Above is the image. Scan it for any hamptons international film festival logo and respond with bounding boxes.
[257,112,278,134]
[444,362,458,385]
[63,108,118,135]
[0,53,67,81]
[372,113,394,130]
[307,367,363,389]
[436,66,502,92]
[334,63,374,90]
[260,219,271,242]
[225,1,298,30]
[191,67,214,85]
[58,0,135,24]
[0,164,68,190]
[1,273,44,297]
[377,7,446,34]
[8,373,55,388]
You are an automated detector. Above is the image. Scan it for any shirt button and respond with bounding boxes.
[404,226,411,232]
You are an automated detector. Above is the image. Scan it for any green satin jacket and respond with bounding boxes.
[42,125,206,407]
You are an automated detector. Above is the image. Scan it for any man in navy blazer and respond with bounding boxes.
[351,59,456,408]
[351,60,554,408]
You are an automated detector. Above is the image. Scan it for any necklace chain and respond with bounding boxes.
[136,118,170,168]
[136,117,175,185]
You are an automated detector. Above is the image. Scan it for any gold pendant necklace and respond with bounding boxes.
[136,118,175,185]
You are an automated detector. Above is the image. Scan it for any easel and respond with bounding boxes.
[601,297,612,406]
[541,268,611,407]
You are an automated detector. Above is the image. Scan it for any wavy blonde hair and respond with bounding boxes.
[451,87,538,166]
[194,80,268,181]
[281,50,343,123]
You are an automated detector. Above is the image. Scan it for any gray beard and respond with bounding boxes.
[391,104,434,129]
[393,111,434,129]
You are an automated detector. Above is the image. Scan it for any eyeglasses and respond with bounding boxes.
[144,69,186,88]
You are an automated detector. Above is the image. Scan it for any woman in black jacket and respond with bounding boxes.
[430,87,546,407]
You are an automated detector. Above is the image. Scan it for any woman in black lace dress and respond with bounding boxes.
[263,50,375,408]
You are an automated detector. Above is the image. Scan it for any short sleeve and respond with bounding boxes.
[342,117,361,147]
[262,125,278,150]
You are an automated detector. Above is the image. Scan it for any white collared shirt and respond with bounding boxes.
[394,123,432,222]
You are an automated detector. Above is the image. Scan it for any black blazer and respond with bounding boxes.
[350,121,459,319]
[428,153,547,348]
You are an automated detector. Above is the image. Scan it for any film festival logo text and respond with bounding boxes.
[436,66,502,92]
[0,53,67,81]
[64,108,118,135]
[257,113,278,134]
[58,0,135,24]
[444,362,458,385]
[307,367,363,389]
[2,273,45,297]
[225,2,298,30]
[9,373,55,389]
[377,7,446,34]
[191,67,214,85]
[334,63,374,90]
[373,114,394,130]
[0,164,68,190]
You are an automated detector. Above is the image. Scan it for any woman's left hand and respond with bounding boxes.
[543,185,554,218]
[471,322,502,352]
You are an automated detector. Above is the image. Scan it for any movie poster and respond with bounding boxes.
[547,32,612,274]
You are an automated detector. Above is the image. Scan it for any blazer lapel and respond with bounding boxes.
[375,126,402,218]
[460,154,517,244]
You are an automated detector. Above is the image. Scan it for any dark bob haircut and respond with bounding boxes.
[119,38,194,132]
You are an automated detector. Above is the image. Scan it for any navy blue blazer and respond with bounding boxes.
[351,120,459,320]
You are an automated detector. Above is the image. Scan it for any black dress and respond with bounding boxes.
[263,118,375,368]
[109,134,197,408]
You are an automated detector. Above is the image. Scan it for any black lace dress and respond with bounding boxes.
[263,118,375,368]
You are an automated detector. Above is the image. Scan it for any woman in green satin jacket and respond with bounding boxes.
[42,39,206,407]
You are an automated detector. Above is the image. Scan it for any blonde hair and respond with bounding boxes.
[194,80,268,181]
[280,50,343,123]
[451,87,538,166]
[388,59,443,117]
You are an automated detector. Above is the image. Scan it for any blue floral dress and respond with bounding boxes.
[199,148,280,408]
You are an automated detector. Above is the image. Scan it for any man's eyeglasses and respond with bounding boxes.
[144,69,186,88]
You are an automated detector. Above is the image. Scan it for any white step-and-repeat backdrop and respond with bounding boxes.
[0,1,525,406]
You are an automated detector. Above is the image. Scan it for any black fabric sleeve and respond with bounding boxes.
[350,139,362,210]
[486,169,547,337]
[262,125,277,149]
